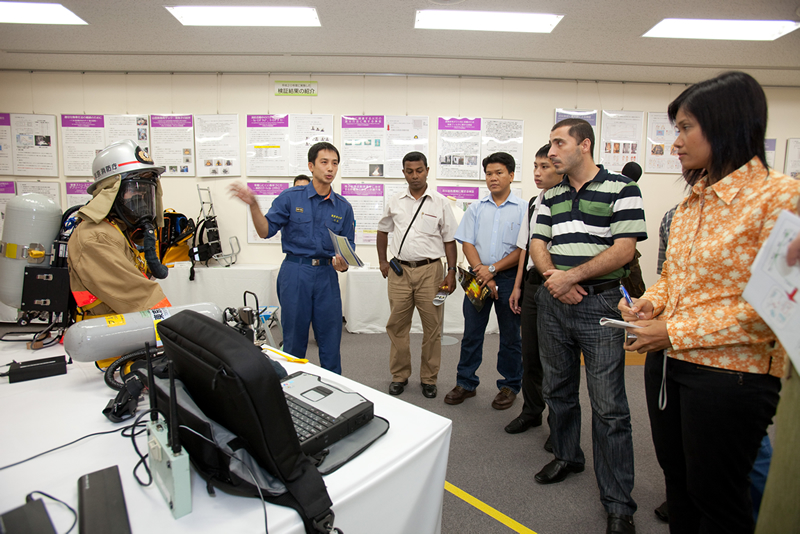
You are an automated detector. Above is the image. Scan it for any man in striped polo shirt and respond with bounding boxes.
[530,119,646,534]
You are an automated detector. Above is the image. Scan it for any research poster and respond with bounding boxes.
[785,139,800,179]
[150,114,195,177]
[0,181,15,236]
[245,182,288,244]
[288,114,333,176]
[385,115,429,179]
[645,112,681,174]
[61,115,106,176]
[17,180,61,206]
[599,110,644,173]
[66,181,92,208]
[195,114,241,177]
[0,114,12,175]
[341,183,383,245]
[481,118,524,177]
[340,115,386,178]
[245,115,290,177]
[437,186,479,212]
[105,114,150,154]
[437,118,481,180]
[765,139,777,169]
[478,186,523,202]
[554,109,599,160]
[11,113,58,177]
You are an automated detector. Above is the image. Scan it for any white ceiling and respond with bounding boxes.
[1,0,799,86]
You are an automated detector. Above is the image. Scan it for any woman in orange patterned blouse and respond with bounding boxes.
[619,71,800,534]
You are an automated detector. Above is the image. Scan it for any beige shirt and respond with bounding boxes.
[377,187,457,261]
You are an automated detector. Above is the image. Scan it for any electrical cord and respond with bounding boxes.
[25,491,77,534]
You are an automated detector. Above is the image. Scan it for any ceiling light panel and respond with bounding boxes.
[165,5,321,27]
[0,1,87,24]
[643,18,800,41]
[415,9,563,33]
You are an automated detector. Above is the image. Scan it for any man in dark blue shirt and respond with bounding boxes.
[231,142,355,373]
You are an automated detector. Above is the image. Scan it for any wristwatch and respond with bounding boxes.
[488,264,496,274]
[447,266,456,272]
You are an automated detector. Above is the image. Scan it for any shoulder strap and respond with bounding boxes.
[396,196,426,257]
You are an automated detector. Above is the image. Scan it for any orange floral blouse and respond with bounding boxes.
[644,157,800,377]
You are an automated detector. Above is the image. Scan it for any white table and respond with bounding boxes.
[158,263,280,311]
[342,268,498,335]
[0,342,452,534]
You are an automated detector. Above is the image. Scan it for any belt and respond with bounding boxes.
[580,279,620,295]
[398,258,439,268]
[284,254,332,266]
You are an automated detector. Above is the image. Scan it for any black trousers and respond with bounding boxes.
[518,270,545,421]
[644,352,780,534]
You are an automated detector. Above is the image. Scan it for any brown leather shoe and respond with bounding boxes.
[444,386,476,405]
[491,387,517,410]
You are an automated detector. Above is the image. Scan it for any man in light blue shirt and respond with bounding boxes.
[445,152,527,411]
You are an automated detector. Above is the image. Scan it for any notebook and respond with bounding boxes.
[280,371,374,456]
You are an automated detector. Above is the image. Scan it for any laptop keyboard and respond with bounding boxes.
[285,395,336,442]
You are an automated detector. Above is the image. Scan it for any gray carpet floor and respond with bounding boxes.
[302,326,671,534]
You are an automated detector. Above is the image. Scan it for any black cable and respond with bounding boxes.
[25,491,78,534]
[179,425,270,534]
[128,408,168,487]
[0,426,129,471]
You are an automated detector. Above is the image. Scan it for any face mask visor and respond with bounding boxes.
[116,172,158,227]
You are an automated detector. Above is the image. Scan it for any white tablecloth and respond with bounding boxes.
[0,343,451,534]
[342,268,499,335]
[158,263,280,311]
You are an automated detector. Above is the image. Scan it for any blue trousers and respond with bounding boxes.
[536,286,636,516]
[456,270,522,393]
[276,260,342,374]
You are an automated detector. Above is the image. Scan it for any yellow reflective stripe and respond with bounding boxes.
[444,481,537,534]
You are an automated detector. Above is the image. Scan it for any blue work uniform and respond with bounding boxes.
[265,182,355,374]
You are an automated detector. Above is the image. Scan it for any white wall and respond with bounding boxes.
[2,71,799,289]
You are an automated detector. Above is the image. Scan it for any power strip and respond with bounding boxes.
[147,419,192,519]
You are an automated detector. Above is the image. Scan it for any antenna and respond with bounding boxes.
[145,342,158,423]
[168,361,182,454]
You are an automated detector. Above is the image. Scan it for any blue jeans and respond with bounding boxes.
[456,269,522,393]
[536,286,636,516]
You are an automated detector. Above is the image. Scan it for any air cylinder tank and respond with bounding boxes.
[0,193,62,309]
[64,302,223,362]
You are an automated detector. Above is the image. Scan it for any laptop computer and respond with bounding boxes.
[280,371,374,456]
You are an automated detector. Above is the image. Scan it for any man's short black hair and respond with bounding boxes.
[482,152,515,174]
[402,151,427,168]
[552,118,595,155]
[293,174,310,186]
[535,143,551,159]
[308,142,340,164]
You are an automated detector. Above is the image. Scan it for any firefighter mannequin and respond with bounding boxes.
[68,140,171,317]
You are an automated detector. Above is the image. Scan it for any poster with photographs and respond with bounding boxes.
[0,114,12,175]
[17,180,61,206]
[340,116,386,178]
[105,114,150,155]
[61,115,106,176]
[599,110,643,173]
[437,186,479,213]
[11,113,58,177]
[0,181,15,236]
[66,181,92,208]
[195,114,241,177]
[341,183,384,244]
[245,115,290,176]
[481,118,524,178]
[785,139,800,179]
[437,118,482,180]
[554,109,599,160]
[150,114,195,177]
[246,182,288,244]
[645,112,681,174]
[288,114,333,176]
[385,116,429,179]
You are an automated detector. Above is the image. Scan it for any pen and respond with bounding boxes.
[619,284,643,319]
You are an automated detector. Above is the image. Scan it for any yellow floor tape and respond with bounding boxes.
[444,481,537,534]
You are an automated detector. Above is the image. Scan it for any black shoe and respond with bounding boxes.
[607,514,635,534]
[654,501,668,522]
[534,459,584,484]
[421,384,437,398]
[504,415,542,434]
[544,435,553,453]
[388,379,408,396]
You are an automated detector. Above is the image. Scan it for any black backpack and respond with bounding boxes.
[155,310,337,533]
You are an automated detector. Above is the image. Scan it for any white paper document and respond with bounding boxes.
[329,229,363,267]
[743,210,800,368]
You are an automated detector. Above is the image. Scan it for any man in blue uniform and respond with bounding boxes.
[231,142,355,373]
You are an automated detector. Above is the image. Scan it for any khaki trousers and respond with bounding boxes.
[386,261,443,385]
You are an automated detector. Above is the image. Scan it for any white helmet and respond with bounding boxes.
[89,139,165,194]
